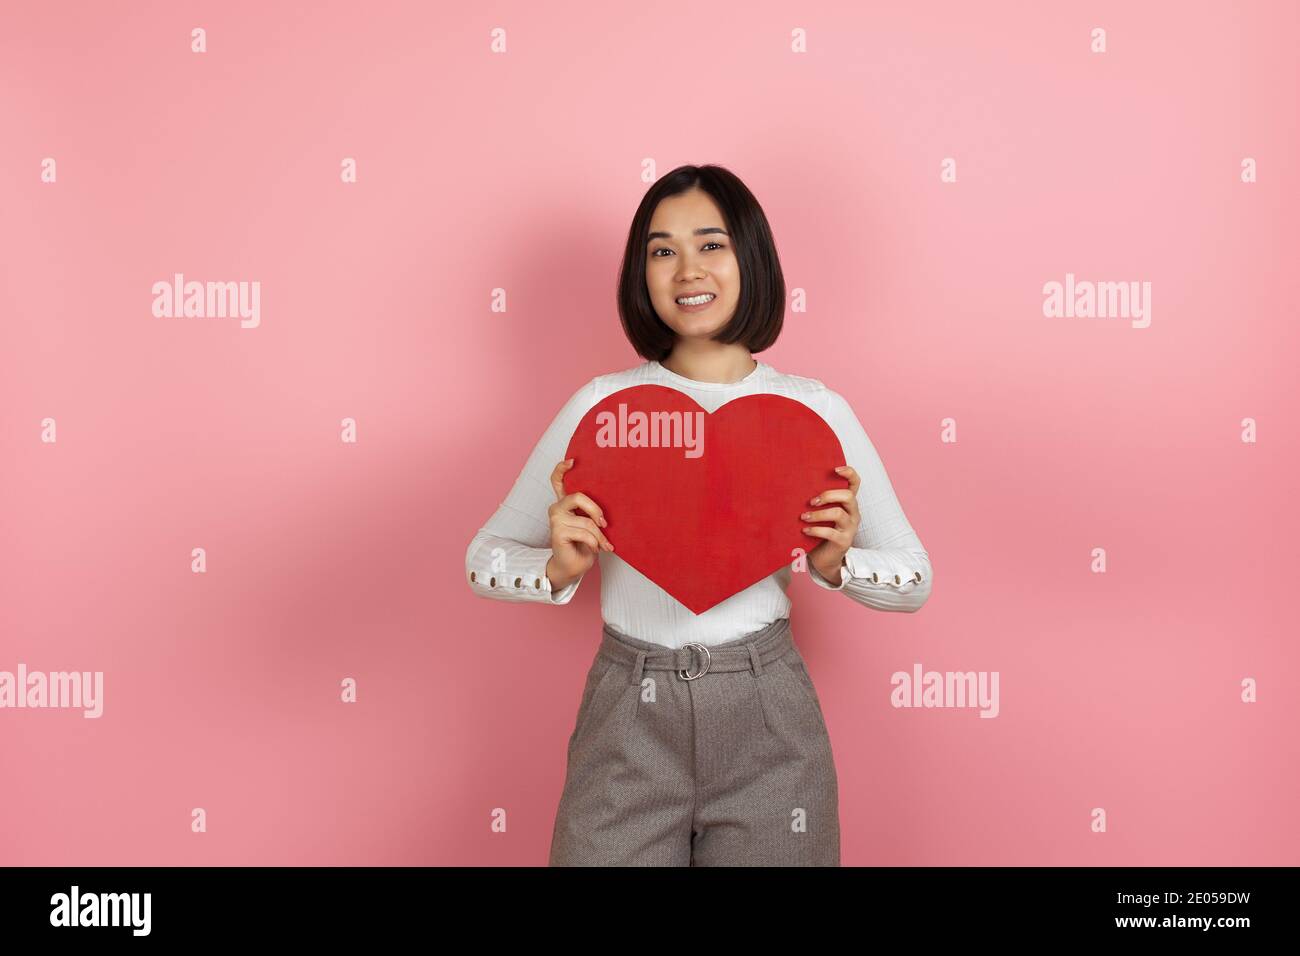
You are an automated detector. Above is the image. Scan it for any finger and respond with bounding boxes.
[558,513,614,551]
[558,513,613,551]
[800,525,837,540]
[800,506,847,523]
[808,488,855,507]
[556,525,600,554]
[834,465,860,494]
[560,491,608,528]
[550,459,575,500]
[803,528,852,552]
[809,490,859,522]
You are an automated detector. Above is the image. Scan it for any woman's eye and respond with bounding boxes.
[651,242,724,257]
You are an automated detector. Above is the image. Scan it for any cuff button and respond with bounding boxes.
[534,577,542,588]
[469,571,476,582]
[514,577,522,587]
[871,572,880,584]
[894,574,902,585]
[489,576,496,587]
[914,571,923,583]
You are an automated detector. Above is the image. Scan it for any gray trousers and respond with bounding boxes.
[549,617,840,866]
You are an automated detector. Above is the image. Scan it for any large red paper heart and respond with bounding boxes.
[563,384,848,615]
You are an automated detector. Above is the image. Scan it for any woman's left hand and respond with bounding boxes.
[801,465,860,584]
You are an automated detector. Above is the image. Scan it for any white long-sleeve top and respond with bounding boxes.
[464,359,932,648]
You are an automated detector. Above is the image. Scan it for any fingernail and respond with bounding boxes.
[810,497,820,505]
[599,517,607,527]
[801,512,810,520]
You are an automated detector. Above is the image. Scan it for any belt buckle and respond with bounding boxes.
[678,642,711,680]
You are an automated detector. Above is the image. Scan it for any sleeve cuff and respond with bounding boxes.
[467,547,585,604]
[811,551,926,591]
[809,556,848,590]
[545,569,583,604]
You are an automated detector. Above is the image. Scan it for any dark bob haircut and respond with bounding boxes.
[616,164,785,362]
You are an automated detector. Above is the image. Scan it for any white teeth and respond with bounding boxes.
[676,293,715,305]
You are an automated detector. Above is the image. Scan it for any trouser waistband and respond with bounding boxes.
[598,618,793,684]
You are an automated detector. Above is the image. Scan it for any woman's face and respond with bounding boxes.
[645,187,741,342]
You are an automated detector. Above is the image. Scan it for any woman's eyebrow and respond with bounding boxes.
[647,226,730,243]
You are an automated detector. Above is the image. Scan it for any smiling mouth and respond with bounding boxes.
[675,293,717,306]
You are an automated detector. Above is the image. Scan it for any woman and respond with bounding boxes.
[465,164,932,866]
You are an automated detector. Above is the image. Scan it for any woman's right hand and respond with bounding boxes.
[545,459,614,591]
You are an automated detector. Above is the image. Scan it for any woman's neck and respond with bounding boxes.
[659,346,757,385]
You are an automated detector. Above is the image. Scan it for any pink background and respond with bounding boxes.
[2,1,1297,865]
